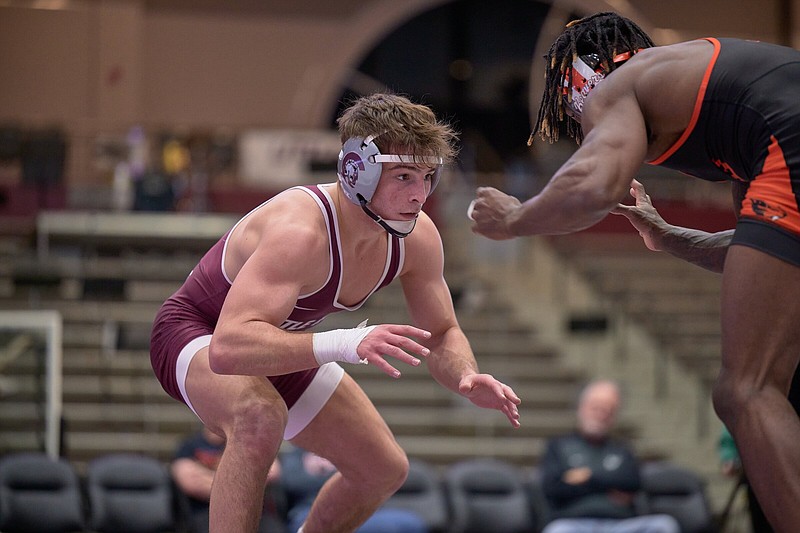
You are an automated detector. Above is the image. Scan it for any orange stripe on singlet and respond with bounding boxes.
[649,38,721,166]
[740,135,800,234]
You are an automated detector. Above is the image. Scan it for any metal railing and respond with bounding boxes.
[0,310,63,459]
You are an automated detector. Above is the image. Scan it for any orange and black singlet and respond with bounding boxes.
[650,37,800,266]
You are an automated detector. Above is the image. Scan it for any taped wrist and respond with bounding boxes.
[312,321,376,365]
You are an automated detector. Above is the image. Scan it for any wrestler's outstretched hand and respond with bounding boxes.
[356,324,431,379]
[610,179,669,251]
[458,373,521,428]
[469,187,522,240]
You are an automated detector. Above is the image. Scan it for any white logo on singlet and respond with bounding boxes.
[281,318,325,331]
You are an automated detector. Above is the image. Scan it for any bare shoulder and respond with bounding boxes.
[593,41,716,155]
[227,187,330,276]
[632,40,713,83]
[597,41,712,97]
[261,190,330,252]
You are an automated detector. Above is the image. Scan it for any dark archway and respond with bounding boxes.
[332,0,556,193]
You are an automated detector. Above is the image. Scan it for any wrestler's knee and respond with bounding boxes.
[379,444,409,493]
[348,441,409,495]
[227,391,288,455]
[712,368,771,428]
[713,371,745,425]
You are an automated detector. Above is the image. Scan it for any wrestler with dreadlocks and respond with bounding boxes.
[535,12,654,144]
[469,11,800,532]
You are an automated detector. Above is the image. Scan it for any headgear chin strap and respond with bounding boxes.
[337,135,443,238]
[358,203,418,238]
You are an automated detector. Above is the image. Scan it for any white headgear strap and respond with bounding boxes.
[337,134,444,237]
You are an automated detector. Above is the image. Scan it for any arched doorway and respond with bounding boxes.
[334,0,548,187]
[327,0,652,197]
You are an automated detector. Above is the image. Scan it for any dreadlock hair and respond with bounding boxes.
[532,12,655,145]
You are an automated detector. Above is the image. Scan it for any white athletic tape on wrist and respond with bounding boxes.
[312,319,376,366]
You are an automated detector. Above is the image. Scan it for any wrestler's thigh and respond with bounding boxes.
[289,372,402,471]
[184,346,286,437]
[720,245,800,391]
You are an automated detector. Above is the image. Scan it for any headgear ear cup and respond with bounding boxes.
[337,135,445,238]
[338,135,444,206]
[337,136,383,205]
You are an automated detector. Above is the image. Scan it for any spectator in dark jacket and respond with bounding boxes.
[540,380,680,533]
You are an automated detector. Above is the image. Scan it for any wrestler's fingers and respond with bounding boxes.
[506,411,521,428]
[365,355,403,379]
[364,325,430,360]
[476,186,501,195]
[381,344,424,367]
[610,204,633,216]
[629,179,651,202]
[501,401,521,427]
[389,335,430,359]
[380,324,431,342]
[504,385,522,405]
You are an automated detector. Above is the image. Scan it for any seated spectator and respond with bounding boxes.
[540,379,680,533]
[171,425,285,533]
[280,445,428,533]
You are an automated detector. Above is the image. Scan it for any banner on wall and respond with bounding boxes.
[238,130,341,188]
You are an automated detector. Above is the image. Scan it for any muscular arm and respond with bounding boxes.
[471,81,648,239]
[401,216,479,389]
[401,215,521,426]
[654,226,733,272]
[208,204,326,376]
[612,179,742,273]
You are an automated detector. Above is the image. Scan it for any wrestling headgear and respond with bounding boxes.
[562,51,634,118]
[337,135,443,238]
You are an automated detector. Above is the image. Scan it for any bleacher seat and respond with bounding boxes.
[0,452,85,533]
[639,461,716,533]
[383,458,449,533]
[443,458,536,533]
[86,453,178,533]
[525,466,550,533]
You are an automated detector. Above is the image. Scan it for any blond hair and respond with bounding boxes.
[337,93,459,164]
